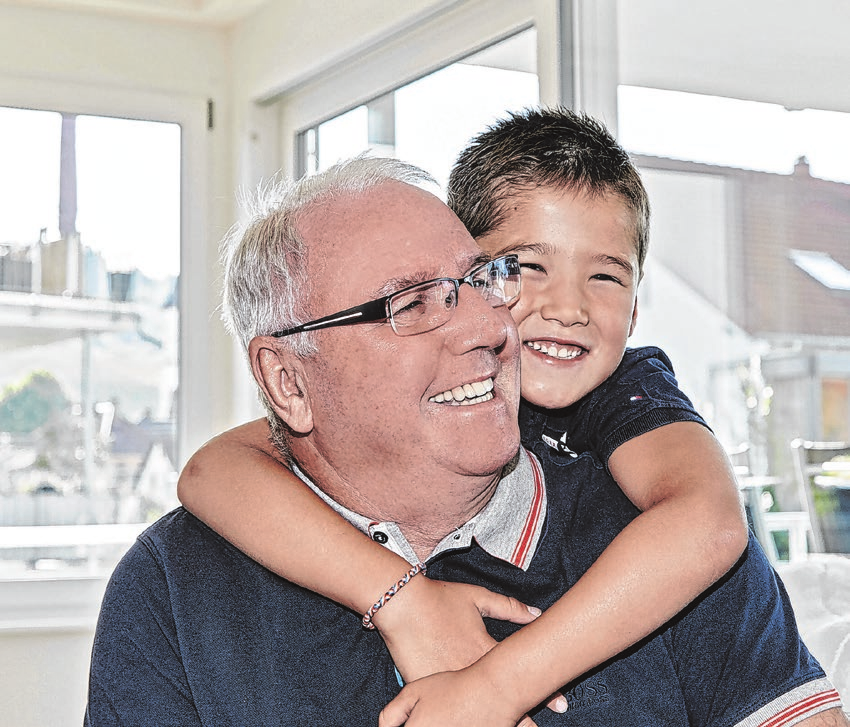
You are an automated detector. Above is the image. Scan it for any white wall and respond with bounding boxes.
[618,0,850,113]
[0,575,109,727]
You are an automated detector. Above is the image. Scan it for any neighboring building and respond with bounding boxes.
[632,154,850,509]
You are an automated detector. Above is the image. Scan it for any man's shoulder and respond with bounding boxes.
[136,507,216,549]
[119,507,247,579]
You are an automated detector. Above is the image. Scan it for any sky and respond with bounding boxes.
[618,85,850,185]
[0,107,181,279]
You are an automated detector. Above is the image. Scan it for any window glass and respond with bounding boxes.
[0,107,180,577]
[619,85,850,494]
[614,5,850,701]
[302,27,539,192]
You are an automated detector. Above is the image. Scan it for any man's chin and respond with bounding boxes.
[453,430,521,477]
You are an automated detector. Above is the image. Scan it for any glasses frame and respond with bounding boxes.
[269,254,520,338]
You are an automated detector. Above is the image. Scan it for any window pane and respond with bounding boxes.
[0,108,180,577]
[302,27,539,190]
[619,85,850,487]
[615,3,850,702]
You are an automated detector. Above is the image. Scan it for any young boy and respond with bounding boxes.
[178,107,748,725]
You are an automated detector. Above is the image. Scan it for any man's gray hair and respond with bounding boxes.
[220,155,437,452]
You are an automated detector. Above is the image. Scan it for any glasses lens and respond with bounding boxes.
[469,256,520,306]
[389,280,458,335]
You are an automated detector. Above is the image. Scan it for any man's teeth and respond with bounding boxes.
[429,378,495,406]
[526,341,583,360]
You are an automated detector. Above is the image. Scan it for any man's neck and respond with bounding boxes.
[289,443,503,561]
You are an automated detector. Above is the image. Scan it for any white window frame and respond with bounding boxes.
[263,0,574,180]
[0,75,213,481]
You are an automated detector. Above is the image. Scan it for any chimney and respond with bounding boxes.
[59,113,78,238]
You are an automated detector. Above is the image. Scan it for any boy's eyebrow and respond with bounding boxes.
[593,253,636,276]
[487,241,556,257]
[484,241,636,277]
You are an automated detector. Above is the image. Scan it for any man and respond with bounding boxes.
[85,156,845,726]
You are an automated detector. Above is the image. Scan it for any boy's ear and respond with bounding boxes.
[248,337,313,434]
[628,296,639,337]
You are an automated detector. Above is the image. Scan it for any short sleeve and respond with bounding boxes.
[521,346,708,465]
[85,538,202,727]
[669,534,841,726]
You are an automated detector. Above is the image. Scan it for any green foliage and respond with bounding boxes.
[814,455,850,516]
[0,371,69,434]
[813,485,839,516]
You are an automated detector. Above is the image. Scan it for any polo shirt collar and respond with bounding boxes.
[292,447,547,571]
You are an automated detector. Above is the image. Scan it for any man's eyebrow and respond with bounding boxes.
[371,252,488,299]
[592,253,636,276]
[372,272,435,299]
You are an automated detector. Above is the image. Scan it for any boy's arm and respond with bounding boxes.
[380,421,749,726]
[176,419,542,682]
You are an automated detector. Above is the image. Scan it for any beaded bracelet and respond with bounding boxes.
[361,563,427,630]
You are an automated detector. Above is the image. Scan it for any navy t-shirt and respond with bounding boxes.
[520,345,706,464]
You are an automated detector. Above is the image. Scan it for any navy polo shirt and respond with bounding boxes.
[85,452,839,725]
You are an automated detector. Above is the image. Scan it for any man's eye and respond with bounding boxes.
[395,298,426,315]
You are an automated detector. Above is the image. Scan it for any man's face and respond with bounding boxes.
[293,182,521,511]
[476,186,639,410]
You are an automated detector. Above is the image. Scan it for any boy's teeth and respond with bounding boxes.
[430,378,495,406]
[526,341,583,360]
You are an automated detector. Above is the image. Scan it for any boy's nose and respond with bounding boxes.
[540,284,589,327]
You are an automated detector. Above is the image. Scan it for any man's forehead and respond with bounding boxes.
[299,181,479,303]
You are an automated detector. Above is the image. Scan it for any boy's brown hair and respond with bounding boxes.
[448,106,650,275]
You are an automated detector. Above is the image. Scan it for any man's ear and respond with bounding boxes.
[248,337,313,434]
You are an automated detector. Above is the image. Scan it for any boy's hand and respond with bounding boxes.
[378,667,567,727]
[372,577,538,679]
[372,577,566,721]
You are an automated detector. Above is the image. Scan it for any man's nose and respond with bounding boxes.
[442,283,513,352]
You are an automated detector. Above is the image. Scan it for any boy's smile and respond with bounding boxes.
[476,185,640,410]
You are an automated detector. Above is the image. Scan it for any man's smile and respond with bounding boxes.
[429,377,495,405]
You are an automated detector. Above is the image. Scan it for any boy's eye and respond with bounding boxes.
[519,262,546,274]
[591,273,623,285]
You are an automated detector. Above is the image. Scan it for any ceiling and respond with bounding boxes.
[3,0,847,114]
[0,0,270,25]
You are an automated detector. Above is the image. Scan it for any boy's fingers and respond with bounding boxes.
[378,694,415,727]
[546,693,568,713]
[517,716,539,727]
[473,588,541,624]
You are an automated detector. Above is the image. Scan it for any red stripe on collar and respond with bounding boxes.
[510,451,544,568]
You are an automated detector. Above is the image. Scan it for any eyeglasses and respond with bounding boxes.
[270,254,520,338]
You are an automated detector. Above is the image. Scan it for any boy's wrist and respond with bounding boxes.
[462,653,533,722]
[361,563,426,630]
[367,569,434,632]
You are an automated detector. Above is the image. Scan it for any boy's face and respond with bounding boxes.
[476,186,640,410]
